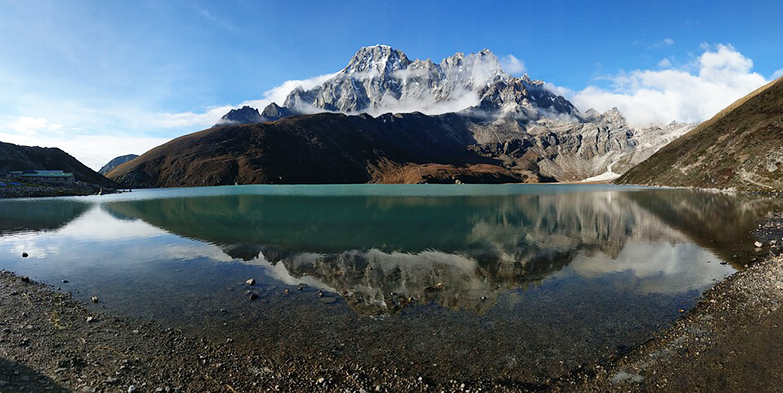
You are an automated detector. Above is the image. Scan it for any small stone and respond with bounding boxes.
[62,279,69,283]
[131,330,140,335]
[317,377,325,384]
[226,338,233,344]
[105,377,118,384]
[249,293,259,300]
[86,316,95,323]
[755,241,763,248]
[128,386,137,393]
[283,289,290,295]
[90,296,99,303]
[22,252,28,258]
[81,387,96,393]
[246,278,255,286]
[720,261,728,265]
[20,276,30,283]
[319,296,337,304]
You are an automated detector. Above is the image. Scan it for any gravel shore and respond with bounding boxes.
[1,222,781,392]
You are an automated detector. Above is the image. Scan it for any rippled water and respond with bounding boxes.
[0,184,778,381]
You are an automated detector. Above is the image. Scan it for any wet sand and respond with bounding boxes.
[1,222,781,392]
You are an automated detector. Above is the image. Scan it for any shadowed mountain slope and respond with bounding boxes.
[0,141,117,187]
[106,112,547,187]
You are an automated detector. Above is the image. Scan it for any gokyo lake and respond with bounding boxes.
[1,184,779,383]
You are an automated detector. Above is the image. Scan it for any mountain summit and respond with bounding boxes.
[282,45,577,119]
[113,45,696,187]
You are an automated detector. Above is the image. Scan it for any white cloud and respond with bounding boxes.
[149,72,338,129]
[658,58,672,68]
[152,105,234,129]
[500,54,526,75]
[771,68,783,80]
[11,117,63,135]
[0,128,168,171]
[569,44,768,127]
[242,73,337,111]
[662,38,674,46]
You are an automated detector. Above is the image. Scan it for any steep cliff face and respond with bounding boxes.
[616,77,783,190]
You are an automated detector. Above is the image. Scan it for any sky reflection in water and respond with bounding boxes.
[0,184,777,380]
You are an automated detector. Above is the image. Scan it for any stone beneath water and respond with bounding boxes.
[246,278,256,286]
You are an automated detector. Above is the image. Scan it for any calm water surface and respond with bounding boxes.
[0,184,778,381]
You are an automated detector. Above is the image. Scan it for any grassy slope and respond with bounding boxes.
[616,77,783,190]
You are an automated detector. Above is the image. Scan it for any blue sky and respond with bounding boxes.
[1,0,781,169]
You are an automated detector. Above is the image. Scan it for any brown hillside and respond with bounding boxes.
[107,112,548,187]
[616,76,783,190]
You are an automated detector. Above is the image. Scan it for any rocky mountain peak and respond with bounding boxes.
[601,107,626,125]
[215,106,264,126]
[343,45,411,75]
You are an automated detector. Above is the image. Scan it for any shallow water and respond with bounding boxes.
[0,184,778,381]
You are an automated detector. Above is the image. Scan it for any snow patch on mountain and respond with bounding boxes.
[283,45,576,119]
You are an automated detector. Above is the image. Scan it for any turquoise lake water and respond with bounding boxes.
[0,184,778,381]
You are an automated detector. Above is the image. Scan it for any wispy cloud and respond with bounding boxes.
[637,38,676,49]
[10,117,63,135]
[500,54,526,75]
[0,126,169,171]
[568,44,768,127]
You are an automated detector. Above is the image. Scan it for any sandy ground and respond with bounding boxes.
[1,217,782,392]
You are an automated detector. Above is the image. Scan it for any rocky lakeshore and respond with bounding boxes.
[0,185,114,199]
[0,216,781,392]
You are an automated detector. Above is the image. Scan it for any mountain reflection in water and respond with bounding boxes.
[3,185,780,382]
[83,186,779,315]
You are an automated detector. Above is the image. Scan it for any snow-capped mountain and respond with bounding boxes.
[283,45,577,119]
[137,44,697,187]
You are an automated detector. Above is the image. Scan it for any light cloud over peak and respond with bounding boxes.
[500,55,526,75]
[569,43,768,127]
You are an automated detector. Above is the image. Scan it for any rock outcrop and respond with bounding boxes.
[98,154,139,175]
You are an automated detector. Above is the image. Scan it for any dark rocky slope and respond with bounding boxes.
[616,77,783,190]
[0,141,117,187]
[106,112,550,187]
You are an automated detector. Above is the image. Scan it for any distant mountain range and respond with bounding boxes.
[108,45,695,187]
[617,76,783,190]
[0,141,117,187]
